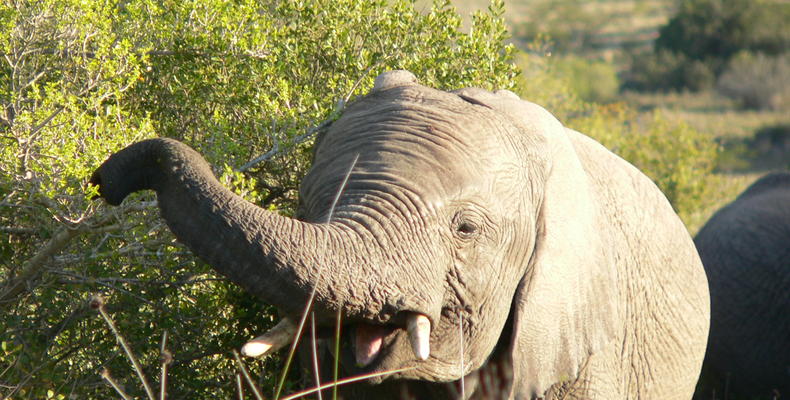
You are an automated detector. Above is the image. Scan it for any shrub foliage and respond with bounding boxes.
[0,0,516,398]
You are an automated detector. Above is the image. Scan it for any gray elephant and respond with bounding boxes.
[90,70,709,399]
[694,172,790,400]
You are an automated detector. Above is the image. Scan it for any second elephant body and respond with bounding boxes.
[695,172,790,399]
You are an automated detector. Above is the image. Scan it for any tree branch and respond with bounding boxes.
[0,202,155,309]
[0,226,81,308]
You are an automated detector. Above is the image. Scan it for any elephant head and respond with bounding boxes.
[91,71,709,399]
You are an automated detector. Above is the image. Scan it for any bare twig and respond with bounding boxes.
[237,117,334,172]
[100,367,132,400]
[28,106,62,137]
[238,62,380,173]
[0,201,154,309]
[0,226,36,234]
[91,295,157,400]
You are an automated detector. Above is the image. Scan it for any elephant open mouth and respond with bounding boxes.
[343,312,430,371]
[241,311,431,374]
[350,323,397,367]
[335,311,432,371]
[349,322,399,367]
[89,70,713,398]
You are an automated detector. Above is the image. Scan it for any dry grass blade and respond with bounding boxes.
[232,350,264,400]
[236,373,244,400]
[274,155,359,400]
[332,309,342,400]
[91,295,156,400]
[458,310,465,400]
[273,300,313,399]
[326,154,359,224]
[310,313,323,400]
[280,366,416,400]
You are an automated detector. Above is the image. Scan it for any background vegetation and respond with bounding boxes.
[1,0,786,398]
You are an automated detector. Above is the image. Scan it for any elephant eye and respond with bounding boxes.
[452,209,484,239]
[457,221,478,237]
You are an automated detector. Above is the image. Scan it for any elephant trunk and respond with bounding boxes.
[90,138,373,318]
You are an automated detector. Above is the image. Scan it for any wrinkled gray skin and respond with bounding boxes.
[694,172,790,400]
[90,71,709,399]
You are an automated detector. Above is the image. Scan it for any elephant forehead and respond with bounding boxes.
[309,86,529,202]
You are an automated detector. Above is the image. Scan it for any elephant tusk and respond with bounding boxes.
[406,313,431,360]
[241,317,297,358]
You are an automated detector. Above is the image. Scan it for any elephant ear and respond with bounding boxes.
[454,88,620,397]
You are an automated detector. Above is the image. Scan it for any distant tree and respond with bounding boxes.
[656,0,789,62]
[626,0,789,92]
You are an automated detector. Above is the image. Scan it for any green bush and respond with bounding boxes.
[624,49,716,92]
[515,50,584,120]
[551,55,620,103]
[0,0,516,398]
[512,0,602,53]
[717,52,790,111]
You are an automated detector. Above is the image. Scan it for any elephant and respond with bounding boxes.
[693,171,790,400]
[90,70,709,399]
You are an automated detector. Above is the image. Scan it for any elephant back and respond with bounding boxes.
[694,171,790,398]
[735,170,790,200]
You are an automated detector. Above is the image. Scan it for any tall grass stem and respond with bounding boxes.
[310,313,323,400]
[274,155,358,399]
[232,350,264,400]
[459,311,465,399]
[235,373,244,400]
[332,309,342,400]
